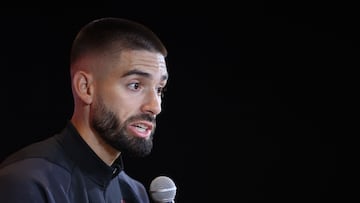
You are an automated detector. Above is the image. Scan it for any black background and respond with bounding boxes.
[1,2,355,202]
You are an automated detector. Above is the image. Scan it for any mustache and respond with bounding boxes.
[127,113,156,124]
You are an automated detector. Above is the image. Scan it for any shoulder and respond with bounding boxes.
[0,134,73,171]
[0,158,71,202]
[1,157,71,179]
[0,136,74,189]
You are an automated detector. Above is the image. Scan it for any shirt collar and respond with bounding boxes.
[59,121,124,187]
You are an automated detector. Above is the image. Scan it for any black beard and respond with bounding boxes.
[91,101,155,157]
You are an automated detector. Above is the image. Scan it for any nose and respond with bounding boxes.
[141,89,162,116]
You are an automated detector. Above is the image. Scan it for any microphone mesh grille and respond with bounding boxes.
[149,176,177,202]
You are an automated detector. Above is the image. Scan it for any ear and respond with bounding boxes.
[72,71,94,105]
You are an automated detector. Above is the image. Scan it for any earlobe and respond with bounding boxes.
[73,71,93,104]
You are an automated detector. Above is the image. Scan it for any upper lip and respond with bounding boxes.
[130,121,154,131]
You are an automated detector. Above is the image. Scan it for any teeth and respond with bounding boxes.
[136,127,146,132]
[136,123,146,128]
[136,125,146,132]
[135,124,147,131]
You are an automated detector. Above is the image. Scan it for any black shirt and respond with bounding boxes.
[0,121,150,203]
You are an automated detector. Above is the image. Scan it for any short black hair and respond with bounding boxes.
[70,17,167,65]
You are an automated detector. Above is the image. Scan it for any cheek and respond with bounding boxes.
[101,83,143,120]
[108,94,141,121]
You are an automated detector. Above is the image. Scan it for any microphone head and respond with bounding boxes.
[149,176,177,202]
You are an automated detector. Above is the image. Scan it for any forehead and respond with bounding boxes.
[118,50,167,73]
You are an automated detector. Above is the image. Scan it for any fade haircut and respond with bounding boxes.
[70,17,167,66]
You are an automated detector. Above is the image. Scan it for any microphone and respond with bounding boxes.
[149,176,177,203]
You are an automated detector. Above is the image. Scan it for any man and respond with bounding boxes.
[0,17,169,203]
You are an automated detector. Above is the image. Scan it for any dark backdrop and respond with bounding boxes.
[1,2,355,202]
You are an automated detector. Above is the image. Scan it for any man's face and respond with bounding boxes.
[91,50,168,157]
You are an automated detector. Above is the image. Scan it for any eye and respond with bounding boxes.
[157,86,167,97]
[128,82,141,91]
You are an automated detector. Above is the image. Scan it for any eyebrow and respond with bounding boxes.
[122,69,168,81]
